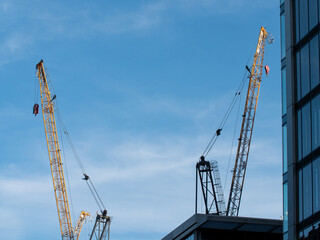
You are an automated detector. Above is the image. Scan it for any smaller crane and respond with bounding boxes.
[74,211,90,240]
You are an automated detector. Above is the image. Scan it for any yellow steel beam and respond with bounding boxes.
[36,60,74,239]
[74,211,90,240]
[226,27,268,216]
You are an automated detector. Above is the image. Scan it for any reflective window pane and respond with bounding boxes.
[309,0,318,30]
[298,109,302,160]
[283,124,288,173]
[300,0,308,38]
[313,157,320,213]
[297,51,301,101]
[312,94,320,150]
[310,35,319,89]
[302,103,311,158]
[295,0,300,42]
[281,13,286,59]
[303,164,312,219]
[283,182,288,232]
[282,68,287,115]
[299,169,303,222]
[301,44,310,98]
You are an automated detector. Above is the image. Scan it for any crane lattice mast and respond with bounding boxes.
[36,60,89,240]
[226,27,268,216]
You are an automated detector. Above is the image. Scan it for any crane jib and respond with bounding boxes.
[226,27,269,217]
[36,60,90,240]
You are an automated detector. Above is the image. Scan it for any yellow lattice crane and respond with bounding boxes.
[36,60,89,240]
[226,26,270,216]
[197,27,273,217]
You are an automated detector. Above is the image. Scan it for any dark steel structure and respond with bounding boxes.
[162,214,282,240]
[89,211,111,240]
[196,157,226,215]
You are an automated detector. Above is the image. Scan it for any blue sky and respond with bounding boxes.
[0,1,282,240]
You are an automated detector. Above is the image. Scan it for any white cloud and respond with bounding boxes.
[0,105,281,239]
[0,177,52,203]
[0,0,278,66]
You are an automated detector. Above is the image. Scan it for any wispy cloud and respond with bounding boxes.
[0,177,51,203]
[91,2,166,35]
[0,0,277,63]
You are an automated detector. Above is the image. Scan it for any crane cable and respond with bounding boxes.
[43,69,107,213]
[223,86,243,193]
[55,109,107,213]
[201,71,248,158]
[57,108,77,224]
[34,70,39,104]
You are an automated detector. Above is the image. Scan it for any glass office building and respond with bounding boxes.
[281,0,320,239]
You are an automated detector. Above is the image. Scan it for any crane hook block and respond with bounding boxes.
[264,65,270,76]
[83,174,89,181]
[102,209,107,216]
[33,103,39,116]
[216,129,222,136]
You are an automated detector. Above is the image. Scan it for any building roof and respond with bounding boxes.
[162,214,283,240]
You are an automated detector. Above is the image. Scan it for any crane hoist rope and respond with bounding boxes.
[201,68,248,158]
[55,109,107,212]
[224,86,244,194]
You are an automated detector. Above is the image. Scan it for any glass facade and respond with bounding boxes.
[283,124,288,173]
[303,164,312,220]
[295,0,320,42]
[283,182,288,232]
[313,157,320,213]
[282,68,287,115]
[296,95,320,161]
[312,94,320,150]
[281,1,288,237]
[310,35,319,90]
[282,0,320,239]
[281,13,286,59]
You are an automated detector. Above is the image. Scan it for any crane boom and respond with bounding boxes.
[36,60,91,240]
[36,60,74,239]
[226,27,268,216]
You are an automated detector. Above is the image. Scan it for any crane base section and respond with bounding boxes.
[89,212,111,240]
